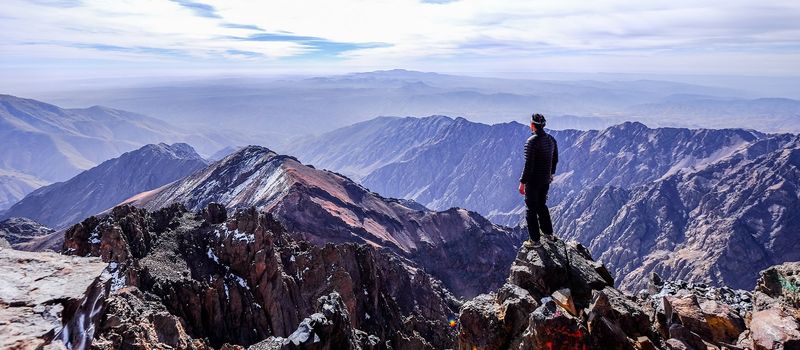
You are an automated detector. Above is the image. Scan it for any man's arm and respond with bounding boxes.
[551,137,558,175]
[519,136,535,186]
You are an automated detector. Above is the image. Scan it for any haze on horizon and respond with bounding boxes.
[1,0,800,91]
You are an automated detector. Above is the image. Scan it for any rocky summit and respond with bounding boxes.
[456,237,800,350]
[456,238,656,350]
[58,203,460,349]
[125,145,520,298]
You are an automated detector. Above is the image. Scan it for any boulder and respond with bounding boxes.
[747,308,800,350]
[699,299,745,344]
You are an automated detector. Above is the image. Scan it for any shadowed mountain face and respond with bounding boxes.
[288,116,800,291]
[1,143,208,230]
[0,217,54,250]
[125,146,520,298]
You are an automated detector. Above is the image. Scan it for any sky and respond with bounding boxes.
[1,0,799,85]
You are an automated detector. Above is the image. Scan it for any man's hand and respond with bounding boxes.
[549,174,554,183]
[518,182,525,195]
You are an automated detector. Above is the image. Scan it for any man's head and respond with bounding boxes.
[530,113,546,131]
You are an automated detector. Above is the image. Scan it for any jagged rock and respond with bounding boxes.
[508,240,612,307]
[755,261,800,313]
[257,293,356,350]
[456,294,510,350]
[202,202,228,225]
[457,240,658,350]
[588,287,652,340]
[527,298,590,349]
[127,145,520,299]
[667,323,708,350]
[649,272,663,294]
[0,248,107,350]
[552,288,577,316]
[87,286,208,349]
[61,204,459,349]
[666,293,714,341]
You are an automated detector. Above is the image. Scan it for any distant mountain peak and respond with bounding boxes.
[2,142,209,229]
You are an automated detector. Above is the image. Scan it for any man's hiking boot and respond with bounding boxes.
[523,239,542,249]
[543,234,558,242]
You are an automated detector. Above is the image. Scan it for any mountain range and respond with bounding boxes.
[33,70,800,142]
[124,145,520,298]
[0,94,256,210]
[289,116,799,291]
[1,142,208,230]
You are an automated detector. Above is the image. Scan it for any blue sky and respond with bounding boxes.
[1,0,799,83]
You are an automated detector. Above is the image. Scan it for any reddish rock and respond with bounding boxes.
[62,204,459,349]
[748,308,800,350]
[699,299,745,344]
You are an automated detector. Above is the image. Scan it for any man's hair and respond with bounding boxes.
[531,113,546,126]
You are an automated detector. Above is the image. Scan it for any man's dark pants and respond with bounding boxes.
[525,182,553,241]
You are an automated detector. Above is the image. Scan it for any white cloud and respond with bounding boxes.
[0,0,799,77]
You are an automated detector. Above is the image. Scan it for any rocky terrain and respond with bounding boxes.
[0,217,54,249]
[57,203,460,349]
[5,203,798,349]
[125,145,520,298]
[289,116,799,292]
[456,238,800,350]
[2,143,208,230]
[0,247,107,350]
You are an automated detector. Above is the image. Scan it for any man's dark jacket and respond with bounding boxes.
[520,129,558,184]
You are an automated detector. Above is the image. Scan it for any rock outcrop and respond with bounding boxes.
[457,238,658,350]
[0,247,107,349]
[639,264,800,350]
[62,203,460,349]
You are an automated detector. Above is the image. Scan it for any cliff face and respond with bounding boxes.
[62,203,460,349]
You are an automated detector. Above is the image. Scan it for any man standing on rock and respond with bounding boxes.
[518,113,558,248]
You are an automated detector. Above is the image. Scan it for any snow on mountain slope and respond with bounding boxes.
[126,145,520,297]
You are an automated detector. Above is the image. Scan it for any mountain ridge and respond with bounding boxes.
[124,145,521,298]
[1,142,208,230]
